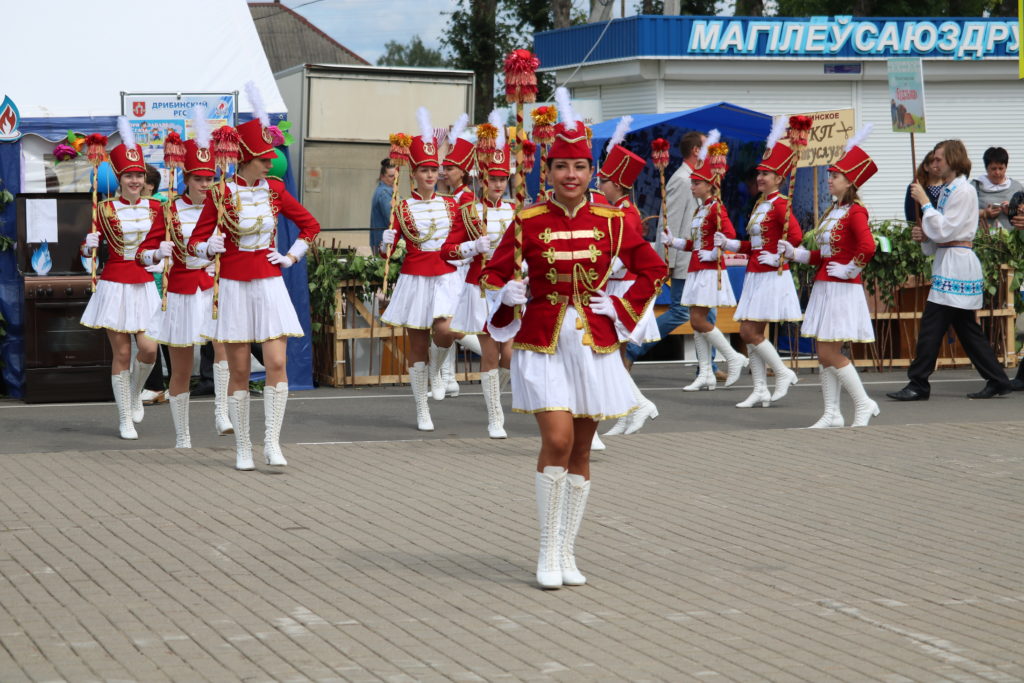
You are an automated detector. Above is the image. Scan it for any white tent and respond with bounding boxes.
[5,0,285,119]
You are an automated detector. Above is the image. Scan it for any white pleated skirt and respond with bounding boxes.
[512,307,636,420]
[607,278,660,343]
[680,268,737,308]
[81,279,160,334]
[800,280,875,343]
[734,270,803,322]
[146,287,213,347]
[450,281,487,335]
[201,276,303,343]
[381,270,463,330]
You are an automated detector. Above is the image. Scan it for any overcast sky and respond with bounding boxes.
[284,0,627,65]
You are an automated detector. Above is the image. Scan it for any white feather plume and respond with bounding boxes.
[554,87,578,127]
[244,80,270,128]
[765,115,787,151]
[190,106,212,150]
[416,107,434,142]
[606,115,633,154]
[489,109,506,149]
[117,116,136,149]
[697,128,721,162]
[448,113,469,146]
[844,122,874,152]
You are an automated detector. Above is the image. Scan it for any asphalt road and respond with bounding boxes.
[1,364,1020,455]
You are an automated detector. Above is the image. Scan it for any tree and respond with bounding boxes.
[551,0,574,28]
[376,35,447,68]
[442,0,506,122]
[733,0,764,15]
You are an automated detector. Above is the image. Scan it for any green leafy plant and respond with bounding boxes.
[861,219,933,307]
[306,243,404,338]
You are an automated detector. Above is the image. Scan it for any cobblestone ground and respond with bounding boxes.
[0,421,1022,682]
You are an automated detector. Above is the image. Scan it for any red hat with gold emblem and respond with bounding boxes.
[756,116,796,177]
[547,87,592,160]
[487,145,512,177]
[442,113,473,172]
[691,130,729,186]
[237,119,275,162]
[183,139,215,177]
[410,106,440,168]
[829,123,877,188]
[111,116,145,176]
[598,115,644,188]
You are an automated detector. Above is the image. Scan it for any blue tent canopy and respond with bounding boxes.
[588,102,773,239]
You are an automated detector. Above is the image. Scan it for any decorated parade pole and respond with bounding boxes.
[707,139,729,291]
[503,49,539,320]
[381,133,411,300]
[209,125,241,320]
[778,115,812,275]
[160,132,186,311]
[650,138,670,260]
[530,105,556,197]
[85,134,109,293]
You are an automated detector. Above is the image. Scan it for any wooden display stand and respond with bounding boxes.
[313,280,481,387]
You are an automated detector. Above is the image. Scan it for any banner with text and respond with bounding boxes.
[887,59,927,134]
[790,109,855,168]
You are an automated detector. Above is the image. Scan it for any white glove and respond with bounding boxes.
[84,232,100,249]
[714,232,740,251]
[826,261,862,280]
[662,233,687,251]
[205,264,215,277]
[698,248,719,263]
[380,228,397,254]
[777,240,796,260]
[205,234,226,254]
[145,263,162,274]
[267,251,293,268]
[660,228,675,246]
[757,250,780,267]
[589,291,617,320]
[157,241,174,260]
[474,235,490,255]
[500,278,529,306]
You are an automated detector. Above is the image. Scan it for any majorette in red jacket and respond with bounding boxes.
[164,194,214,295]
[83,196,166,284]
[383,191,472,276]
[806,202,875,285]
[684,197,736,273]
[738,191,802,273]
[480,199,667,354]
[461,197,517,285]
[187,176,320,281]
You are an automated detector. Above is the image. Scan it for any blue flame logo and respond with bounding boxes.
[0,95,21,142]
[31,242,52,276]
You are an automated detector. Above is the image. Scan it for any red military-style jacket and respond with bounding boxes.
[684,197,736,273]
[164,195,214,295]
[609,196,644,283]
[188,177,320,281]
[461,197,516,285]
[480,199,667,354]
[445,185,475,207]
[86,196,166,284]
[807,202,875,285]
[384,191,472,276]
[738,191,802,273]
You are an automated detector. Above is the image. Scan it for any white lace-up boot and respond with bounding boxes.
[809,366,844,428]
[228,390,254,471]
[704,327,749,387]
[409,362,434,431]
[457,333,481,356]
[499,367,511,394]
[624,379,658,435]
[560,473,590,586]
[683,333,716,391]
[755,340,799,401]
[129,359,154,423]
[111,371,138,440]
[736,345,772,408]
[263,382,288,466]
[590,431,606,451]
[835,364,880,427]
[480,369,507,438]
[535,466,566,589]
[213,360,233,435]
[169,392,191,448]
[603,412,629,436]
[443,345,459,397]
[428,343,452,401]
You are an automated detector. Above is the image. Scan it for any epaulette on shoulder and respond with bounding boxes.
[98,196,118,206]
[517,204,549,220]
[590,204,624,218]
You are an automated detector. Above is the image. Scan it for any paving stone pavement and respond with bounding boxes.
[0,420,1022,682]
